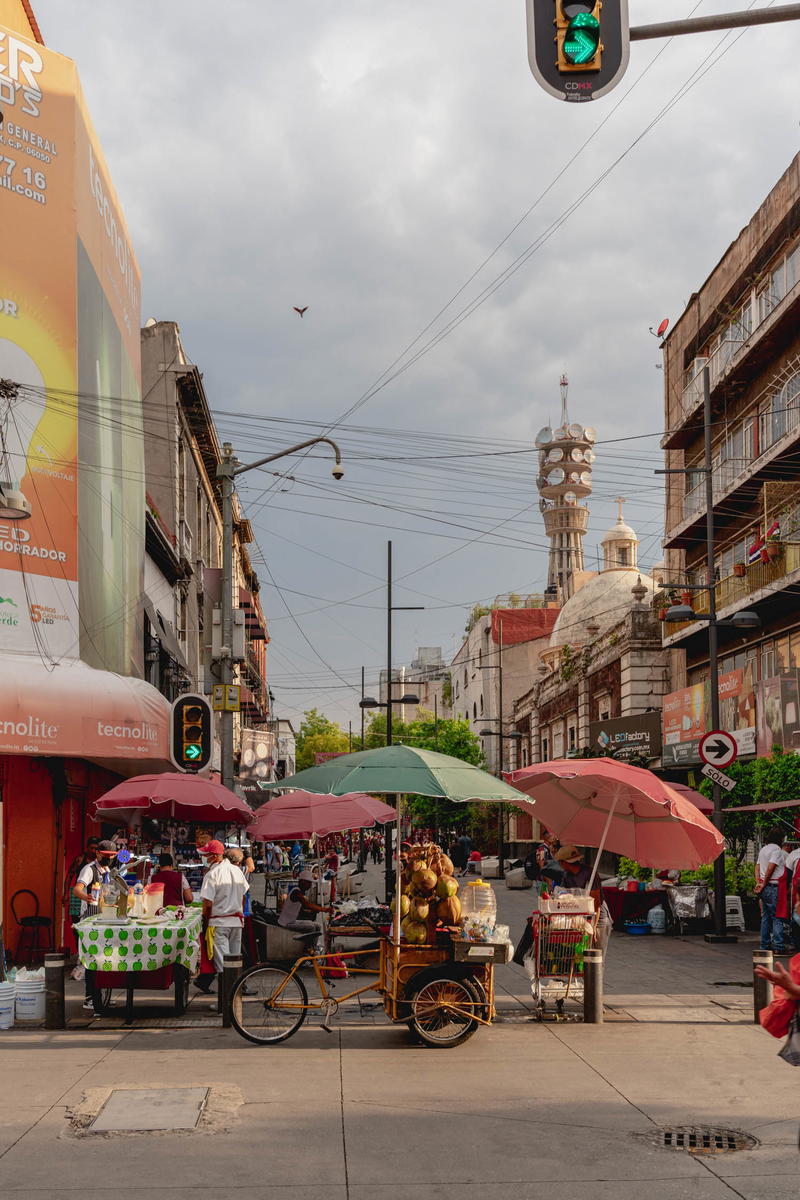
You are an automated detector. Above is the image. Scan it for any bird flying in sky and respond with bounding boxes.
[293,306,308,317]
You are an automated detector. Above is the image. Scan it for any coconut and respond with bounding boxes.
[437,896,462,925]
[412,867,437,893]
[436,874,459,899]
[411,900,429,921]
[438,854,455,876]
[402,918,428,945]
[391,894,411,917]
[410,859,426,876]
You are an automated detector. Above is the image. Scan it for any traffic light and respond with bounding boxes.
[525,0,630,103]
[170,693,213,772]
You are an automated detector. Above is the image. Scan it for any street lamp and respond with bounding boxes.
[359,695,420,710]
[217,437,343,791]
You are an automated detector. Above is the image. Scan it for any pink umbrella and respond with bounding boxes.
[93,772,253,825]
[247,790,398,840]
[662,780,713,815]
[505,758,724,877]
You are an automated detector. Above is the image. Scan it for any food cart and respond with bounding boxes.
[75,906,202,1024]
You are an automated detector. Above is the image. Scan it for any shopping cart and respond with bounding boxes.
[527,894,595,1016]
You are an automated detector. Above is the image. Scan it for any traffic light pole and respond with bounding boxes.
[216,437,343,794]
[630,3,800,40]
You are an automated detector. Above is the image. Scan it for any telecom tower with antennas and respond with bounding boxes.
[535,375,596,602]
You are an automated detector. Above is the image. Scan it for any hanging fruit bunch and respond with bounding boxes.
[396,842,462,944]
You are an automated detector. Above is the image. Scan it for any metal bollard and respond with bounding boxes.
[44,953,66,1030]
[753,949,773,1024]
[221,954,242,1028]
[583,948,604,1024]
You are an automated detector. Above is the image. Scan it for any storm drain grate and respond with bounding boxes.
[656,1126,757,1155]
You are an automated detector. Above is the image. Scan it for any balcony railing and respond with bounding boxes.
[679,338,745,418]
[662,542,800,638]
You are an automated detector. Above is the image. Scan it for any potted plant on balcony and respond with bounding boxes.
[733,561,746,577]
[766,540,783,561]
[680,589,693,605]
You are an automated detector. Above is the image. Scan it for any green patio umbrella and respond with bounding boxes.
[276,743,529,804]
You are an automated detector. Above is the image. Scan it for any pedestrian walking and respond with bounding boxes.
[755,827,788,955]
[195,839,249,993]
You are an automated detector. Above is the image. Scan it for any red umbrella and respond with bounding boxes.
[505,758,723,875]
[93,772,253,825]
[663,780,713,815]
[247,790,398,840]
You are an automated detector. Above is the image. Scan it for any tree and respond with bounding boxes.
[697,746,800,861]
[362,710,487,835]
[295,708,350,772]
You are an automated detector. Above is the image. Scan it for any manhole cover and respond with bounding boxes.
[90,1087,208,1132]
[653,1126,758,1155]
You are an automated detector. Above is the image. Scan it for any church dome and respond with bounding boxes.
[549,570,657,650]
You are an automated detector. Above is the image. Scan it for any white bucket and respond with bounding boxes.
[647,904,667,935]
[0,981,14,1029]
[15,978,45,1022]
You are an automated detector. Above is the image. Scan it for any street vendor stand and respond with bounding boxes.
[226,746,525,1048]
[75,906,202,1024]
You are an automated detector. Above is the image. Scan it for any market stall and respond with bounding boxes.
[75,905,202,1023]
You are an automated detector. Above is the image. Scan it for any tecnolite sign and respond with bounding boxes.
[588,712,662,761]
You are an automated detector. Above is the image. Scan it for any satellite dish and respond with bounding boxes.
[547,448,564,462]
[144,317,158,328]
[535,427,553,446]
[584,449,596,463]
[539,499,548,512]
[580,471,592,486]
[554,426,568,440]
[563,491,577,505]
[584,427,597,443]
[568,423,583,439]
[570,447,583,462]
[657,317,669,337]
[547,467,566,485]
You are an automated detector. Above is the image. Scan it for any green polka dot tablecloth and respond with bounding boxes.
[76,907,203,975]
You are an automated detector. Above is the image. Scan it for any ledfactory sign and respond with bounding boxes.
[587,712,662,761]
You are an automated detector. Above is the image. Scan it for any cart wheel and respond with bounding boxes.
[407,968,481,1048]
[174,966,189,1016]
[229,963,308,1046]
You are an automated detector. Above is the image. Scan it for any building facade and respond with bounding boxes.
[660,153,800,767]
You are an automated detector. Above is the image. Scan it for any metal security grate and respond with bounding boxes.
[656,1126,757,1155]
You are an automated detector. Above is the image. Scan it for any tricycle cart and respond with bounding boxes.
[229,930,509,1048]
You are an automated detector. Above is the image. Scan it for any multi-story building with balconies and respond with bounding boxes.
[660,154,800,762]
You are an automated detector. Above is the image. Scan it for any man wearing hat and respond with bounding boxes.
[72,839,119,1012]
[195,839,249,993]
[555,845,593,891]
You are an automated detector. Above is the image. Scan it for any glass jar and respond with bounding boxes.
[459,880,497,930]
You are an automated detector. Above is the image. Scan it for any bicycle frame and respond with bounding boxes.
[266,946,385,1013]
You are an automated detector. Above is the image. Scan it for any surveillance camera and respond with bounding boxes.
[331,464,344,481]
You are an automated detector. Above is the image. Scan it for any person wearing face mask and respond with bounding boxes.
[72,840,119,1012]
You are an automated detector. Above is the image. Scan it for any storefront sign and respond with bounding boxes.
[588,712,662,761]
[756,674,800,756]
[662,667,756,767]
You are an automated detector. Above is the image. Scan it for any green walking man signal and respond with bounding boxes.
[170,693,213,772]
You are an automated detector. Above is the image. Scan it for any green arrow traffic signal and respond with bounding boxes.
[184,743,202,761]
[563,7,600,63]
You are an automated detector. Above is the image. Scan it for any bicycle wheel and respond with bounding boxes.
[230,964,308,1045]
[408,969,481,1048]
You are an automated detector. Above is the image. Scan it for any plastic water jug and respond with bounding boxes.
[460,881,497,930]
[647,904,666,935]
[143,883,164,917]
[0,981,14,1029]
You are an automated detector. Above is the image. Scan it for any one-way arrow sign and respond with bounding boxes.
[699,729,737,769]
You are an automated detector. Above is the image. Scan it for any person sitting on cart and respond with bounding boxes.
[278,868,332,946]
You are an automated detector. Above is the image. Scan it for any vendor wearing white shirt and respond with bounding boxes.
[196,839,249,991]
[755,827,787,955]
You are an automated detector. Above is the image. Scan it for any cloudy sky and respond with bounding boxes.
[35,0,800,728]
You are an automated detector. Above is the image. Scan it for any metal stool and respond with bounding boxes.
[10,889,53,965]
[724,894,746,932]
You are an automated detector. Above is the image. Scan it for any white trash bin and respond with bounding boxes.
[0,981,15,1029]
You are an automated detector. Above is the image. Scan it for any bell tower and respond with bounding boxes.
[536,375,596,601]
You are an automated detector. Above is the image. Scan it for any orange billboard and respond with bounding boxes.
[0,24,143,673]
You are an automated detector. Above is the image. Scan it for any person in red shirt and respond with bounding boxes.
[150,853,193,907]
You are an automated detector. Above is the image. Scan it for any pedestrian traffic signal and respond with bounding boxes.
[525,0,630,103]
[170,693,213,772]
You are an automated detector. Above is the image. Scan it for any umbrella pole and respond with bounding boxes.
[393,799,402,949]
[170,800,175,858]
[586,795,620,893]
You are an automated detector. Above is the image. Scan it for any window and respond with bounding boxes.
[480,693,484,715]
[552,728,564,758]
[473,702,477,721]
[541,736,549,761]
[787,244,800,293]
[790,630,800,669]
[775,636,790,673]
[568,725,576,752]
[761,643,775,680]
